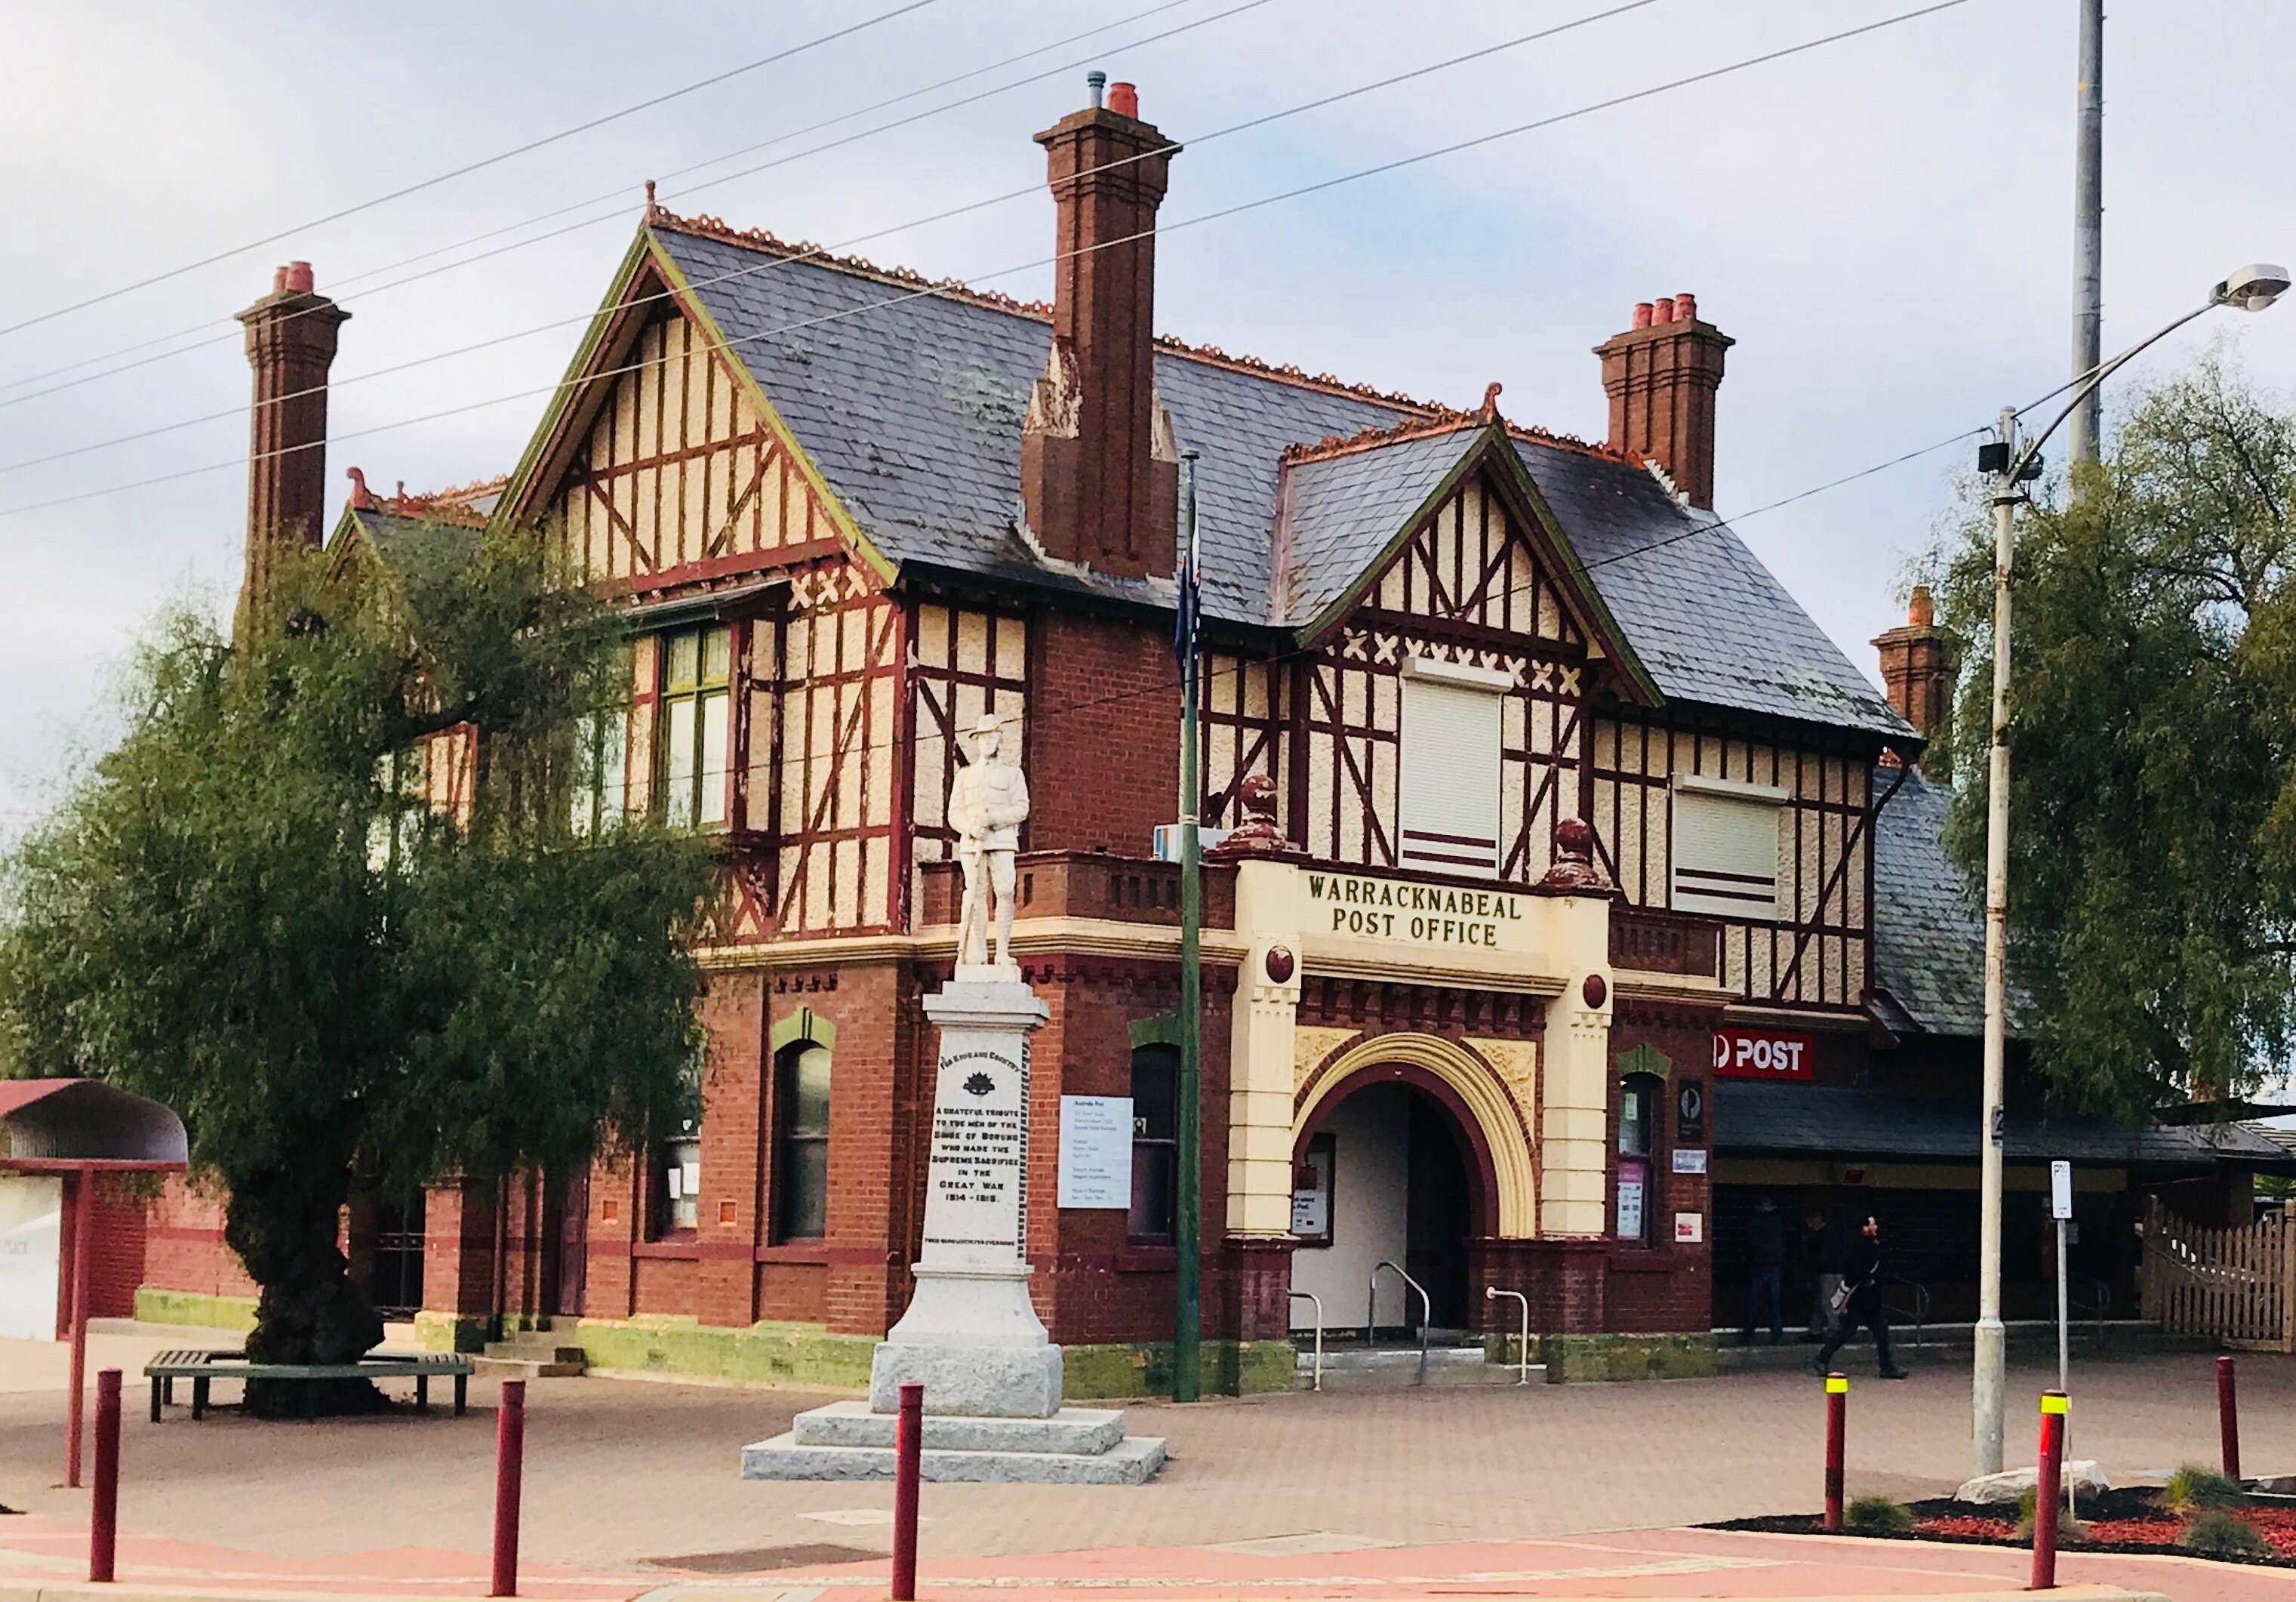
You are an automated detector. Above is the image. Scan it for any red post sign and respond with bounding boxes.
[1713,1027,1815,1081]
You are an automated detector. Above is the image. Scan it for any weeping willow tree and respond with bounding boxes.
[1926,351,2296,1120]
[0,525,714,1413]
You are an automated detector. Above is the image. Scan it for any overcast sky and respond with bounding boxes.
[2,0,2291,832]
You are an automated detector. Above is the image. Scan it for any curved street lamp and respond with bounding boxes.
[1970,263,2289,1478]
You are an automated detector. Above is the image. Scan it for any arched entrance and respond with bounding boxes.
[1289,1068,1495,1337]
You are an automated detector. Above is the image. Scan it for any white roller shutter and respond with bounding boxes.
[1670,781,1784,920]
[1398,673,1501,874]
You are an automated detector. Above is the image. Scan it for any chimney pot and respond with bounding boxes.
[237,266,349,638]
[1087,69,1106,108]
[1594,294,1731,510]
[1874,584,1950,739]
[1023,92,1180,578]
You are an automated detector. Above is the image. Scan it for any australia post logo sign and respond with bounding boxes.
[1713,1027,1815,1081]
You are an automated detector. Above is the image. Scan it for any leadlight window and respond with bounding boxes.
[775,1043,832,1240]
[659,624,731,829]
[1129,1043,1179,1243]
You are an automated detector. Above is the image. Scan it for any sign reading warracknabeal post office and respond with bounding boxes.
[1300,870,1533,953]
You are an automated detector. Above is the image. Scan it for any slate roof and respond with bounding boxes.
[649,218,1910,741]
[1275,427,1485,625]
[1714,1081,2296,1171]
[1870,764,1987,1037]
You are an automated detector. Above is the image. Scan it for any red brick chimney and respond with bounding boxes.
[1021,79,1181,578]
[1873,585,1952,738]
[236,261,349,633]
[1593,292,1732,510]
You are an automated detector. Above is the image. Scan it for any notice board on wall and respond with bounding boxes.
[1057,1095,1132,1209]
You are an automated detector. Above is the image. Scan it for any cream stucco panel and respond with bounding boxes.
[1293,1027,1363,1092]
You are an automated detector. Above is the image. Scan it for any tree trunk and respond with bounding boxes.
[223,1157,386,1417]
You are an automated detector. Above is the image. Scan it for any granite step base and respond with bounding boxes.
[790,1400,1127,1454]
[741,1431,1166,1485]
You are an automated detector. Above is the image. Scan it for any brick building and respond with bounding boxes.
[137,79,2288,1385]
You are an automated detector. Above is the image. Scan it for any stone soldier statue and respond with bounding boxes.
[950,713,1030,970]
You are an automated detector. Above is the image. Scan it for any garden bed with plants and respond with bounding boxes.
[1710,1467,2296,1567]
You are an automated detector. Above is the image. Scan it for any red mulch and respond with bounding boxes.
[1913,1505,2296,1557]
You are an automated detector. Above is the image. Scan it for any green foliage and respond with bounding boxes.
[1926,350,2296,1117]
[2181,1508,2269,1557]
[0,526,713,1400]
[1845,1496,1915,1534]
[2165,1463,2247,1512]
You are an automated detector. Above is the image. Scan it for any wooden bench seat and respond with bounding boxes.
[144,1348,475,1420]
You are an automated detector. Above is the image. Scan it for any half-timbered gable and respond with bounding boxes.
[906,601,1029,923]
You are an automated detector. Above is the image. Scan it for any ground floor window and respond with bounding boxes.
[775,1042,831,1240]
[1129,1043,1178,1243]
[1617,1074,1660,1246]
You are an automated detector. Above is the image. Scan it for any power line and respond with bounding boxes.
[0,0,1984,521]
[0,0,1641,473]
[0,0,1230,408]
[0,0,943,343]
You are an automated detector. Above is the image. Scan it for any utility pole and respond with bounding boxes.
[2070,0,2104,468]
[1974,405,2021,1476]
[1172,451,1204,1403]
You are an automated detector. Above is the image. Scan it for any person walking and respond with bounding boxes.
[1804,1209,1846,1341]
[1743,1196,1786,1345]
[1814,1214,1908,1379]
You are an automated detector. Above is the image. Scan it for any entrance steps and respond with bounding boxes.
[473,1332,588,1380]
[1296,1335,1530,1390]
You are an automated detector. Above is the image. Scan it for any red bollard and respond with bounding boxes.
[491,1379,525,1598]
[2218,1356,2241,1483]
[90,1369,121,1583]
[2033,1390,2068,1591]
[1824,1373,1848,1531]
[891,1382,923,1602]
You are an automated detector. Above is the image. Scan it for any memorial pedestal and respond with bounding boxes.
[743,968,1165,1484]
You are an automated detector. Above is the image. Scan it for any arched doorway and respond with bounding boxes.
[1289,1072,1491,1338]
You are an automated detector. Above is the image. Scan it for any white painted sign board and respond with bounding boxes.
[2050,1160,2074,1221]
[1671,1148,1708,1175]
[0,1175,63,1342]
[1057,1095,1133,1209]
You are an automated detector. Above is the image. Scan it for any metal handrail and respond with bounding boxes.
[1484,1286,1532,1384]
[2069,1277,2113,1341]
[1878,1274,1930,1353]
[1370,1261,1432,1385]
[1288,1290,1325,1391]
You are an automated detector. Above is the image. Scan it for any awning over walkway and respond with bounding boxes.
[0,1079,188,1168]
[1712,1081,2296,1173]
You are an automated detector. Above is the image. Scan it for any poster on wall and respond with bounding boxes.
[1056,1095,1132,1209]
[0,1174,64,1342]
[1713,1027,1815,1081]
[1291,1136,1334,1246]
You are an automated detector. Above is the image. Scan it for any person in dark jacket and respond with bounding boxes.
[1814,1214,1908,1378]
[1742,1196,1786,1345]
[1805,1209,1847,1339]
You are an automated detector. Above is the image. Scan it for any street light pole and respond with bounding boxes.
[1974,405,2019,1476]
[1173,450,1204,1403]
[1968,263,2287,1476]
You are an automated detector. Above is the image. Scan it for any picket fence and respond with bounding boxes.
[2141,1195,2296,1352]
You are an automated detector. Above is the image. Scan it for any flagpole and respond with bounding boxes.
[1173,449,1204,1403]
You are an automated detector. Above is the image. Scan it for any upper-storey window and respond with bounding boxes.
[660,624,731,829]
[1670,775,1786,920]
[570,647,632,836]
[1397,655,1509,876]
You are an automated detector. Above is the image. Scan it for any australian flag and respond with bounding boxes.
[1172,540,1200,667]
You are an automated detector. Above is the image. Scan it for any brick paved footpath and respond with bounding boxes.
[5,1336,2293,1600]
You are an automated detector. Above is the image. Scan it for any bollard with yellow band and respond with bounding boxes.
[1824,1372,1848,1530]
[2033,1389,2069,1590]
